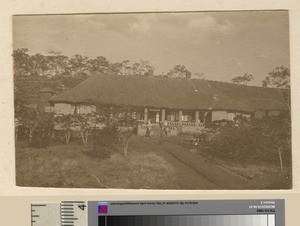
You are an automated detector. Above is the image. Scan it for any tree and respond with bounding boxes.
[13,48,32,77]
[29,113,54,148]
[113,60,155,76]
[20,107,40,143]
[14,103,54,146]
[132,60,154,76]
[158,72,169,78]
[72,113,98,145]
[54,115,76,144]
[13,49,46,105]
[67,54,91,77]
[231,73,254,85]
[30,53,49,76]
[107,62,123,75]
[195,72,205,79]
[167,65,191,78]
[45,53,70,78]
[88,105,137,156]
[117,124,135,156]
[115,110,138,156]
[262,66,290,88]
[262,66,291,113]
[257,117,291,172]
[89,56,109,74]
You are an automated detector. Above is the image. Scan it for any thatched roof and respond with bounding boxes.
[40,87,55,93]
[50,74,289,112]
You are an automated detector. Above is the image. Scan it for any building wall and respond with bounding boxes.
[54,103,97,115]
[212,110,251,121]
[226,112,235,121]
[45,105,54,113]
[54,103,74,115]
[78,104,96,114]
[254,110,266,119]
[211,111,228,121]
[54,102,278,123]
[166,111,194,122]
[137,123,204,136]
[254,110,282,118]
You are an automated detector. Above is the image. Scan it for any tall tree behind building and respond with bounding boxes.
[231,73,254,85]
[262,66,290,89]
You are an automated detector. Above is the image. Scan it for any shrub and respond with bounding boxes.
[28,113,54,148]
[91,125,118,158]
[210,127,259,163]
[210,117,291,168]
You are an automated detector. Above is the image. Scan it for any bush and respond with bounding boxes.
[210,117,291,167]
[210,127,259,163]
[91,125,118,158]
[29,130,49,148]
[28,113,54,148]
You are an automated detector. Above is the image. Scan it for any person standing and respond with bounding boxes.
[145,120,152,137]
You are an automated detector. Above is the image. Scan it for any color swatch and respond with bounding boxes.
[98,202,108,214]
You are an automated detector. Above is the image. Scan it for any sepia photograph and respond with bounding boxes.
[13,11,291,190]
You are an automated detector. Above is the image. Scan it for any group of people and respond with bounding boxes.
[145,120,170,137]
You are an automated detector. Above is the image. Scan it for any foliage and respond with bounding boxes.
[14,94,54,147]
[54,113,99,144]
[91,125,119,158]
[13,48,33,77]
[13,49,156,108]
[231,73,254,85]
[210,117,291,170]
[54,114,77,144]
[90,105,138,156]
[53,105,139,156]
[29,113,54,148]
[111,60,155,76]
[13,48,147,147]
[233,114,250,127]
[167,65,191,78]
[262,66,291,114]
[13,50,156,81]
[15,104,40,142]
[262,66,290,88]
[195,72,205,79]
[130,60,154,76]
[89,56,110,74]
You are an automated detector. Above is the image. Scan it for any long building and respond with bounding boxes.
[49,73,289,134]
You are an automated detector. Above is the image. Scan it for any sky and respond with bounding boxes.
[13,11,290,86]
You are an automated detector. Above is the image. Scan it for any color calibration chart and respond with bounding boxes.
[98,215,275,226]
[31,199,284,226]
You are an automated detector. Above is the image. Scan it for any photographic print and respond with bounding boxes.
[13,11,291,189]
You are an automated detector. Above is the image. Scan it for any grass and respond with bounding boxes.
[15,136,292,189]
[195,146,292,189]
[15,140,177,189]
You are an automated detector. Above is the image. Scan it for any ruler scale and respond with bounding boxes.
[31,201,88,226]
[31,203,61,226]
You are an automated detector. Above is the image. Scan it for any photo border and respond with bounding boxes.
[0,0,300,196]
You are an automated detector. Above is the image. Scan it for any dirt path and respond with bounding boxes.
[132,138,217,189]
[132,137,254,189]
[162,142,255,189]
